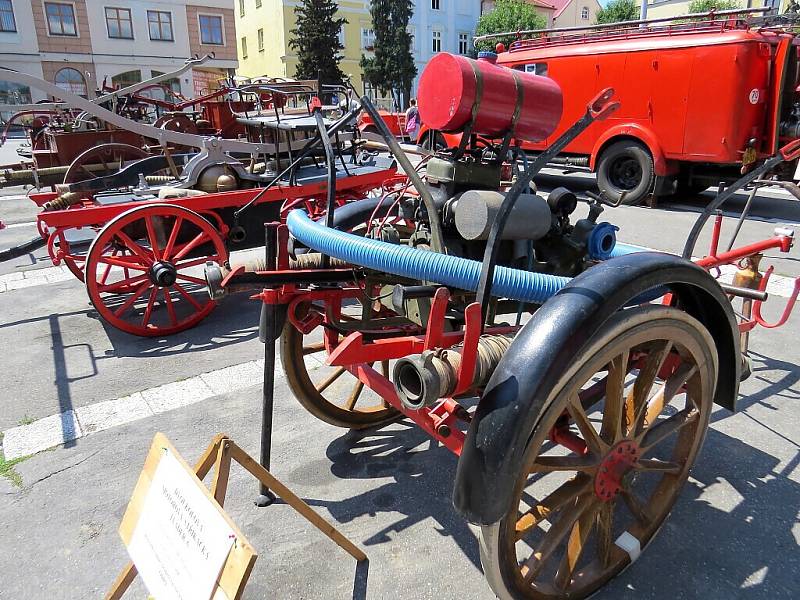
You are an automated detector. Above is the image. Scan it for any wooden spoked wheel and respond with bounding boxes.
[63,143,149,184]
[281,320,399,430]
[84,204,227,337]
[480,306,717,600]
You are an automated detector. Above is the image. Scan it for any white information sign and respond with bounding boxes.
[127,449,235,600]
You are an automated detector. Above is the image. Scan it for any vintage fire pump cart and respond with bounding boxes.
[207,51,799,599]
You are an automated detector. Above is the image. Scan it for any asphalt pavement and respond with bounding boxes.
[0,143,798,599]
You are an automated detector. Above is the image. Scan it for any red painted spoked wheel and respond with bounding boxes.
[84,204,227,337]
[63,143,149,184]
[479,306,717,599]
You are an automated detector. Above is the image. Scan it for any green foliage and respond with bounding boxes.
[0,452,30,488]
[361,0,417,109]
[474,0,546,52]
[288,0,347,85]
[687,0,741,13]
[595,0,640,24]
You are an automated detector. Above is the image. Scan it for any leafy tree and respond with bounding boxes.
[361,0,417,109]
[288,0,347,85]
[687,0,741,13]
[595,0,640,24]
[474,0,546,52]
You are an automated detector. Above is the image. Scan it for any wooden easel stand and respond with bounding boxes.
[105,434,366,600]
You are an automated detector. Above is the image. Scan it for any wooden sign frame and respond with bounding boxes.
[106,432,365,600]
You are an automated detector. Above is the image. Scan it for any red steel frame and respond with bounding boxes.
[255,217,799,458]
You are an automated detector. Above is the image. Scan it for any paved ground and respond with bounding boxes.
[0,155,798,599]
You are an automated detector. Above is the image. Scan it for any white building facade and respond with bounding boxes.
[0,0,237,112]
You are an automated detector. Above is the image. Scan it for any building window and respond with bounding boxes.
[255,0,261,7]
[257,28,264,51]
[105,7,133,39]
[338,24,345,47]
[408,25,416,52]
[458,32,469,55]
[581,6,590,19]
[431,0,440,9]
[239,0,244,17]
[199,14,223,45]
[432,29,441,53]
[361,27,375,50]
[147,10,173,41]
[111,69,141,89]
[0,0,16,32]
[241,36,247,58]
[45,2,77,36]
[54,67,87,96]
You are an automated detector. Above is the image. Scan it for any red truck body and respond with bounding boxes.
[421,16,800,203]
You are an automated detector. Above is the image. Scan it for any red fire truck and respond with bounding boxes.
[425,9,800,205]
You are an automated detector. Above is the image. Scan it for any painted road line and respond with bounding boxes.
[1,359,269,460]
[0,265,74,292]
[1,221,38,229]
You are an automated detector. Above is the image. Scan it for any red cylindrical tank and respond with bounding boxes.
[417,52,563,142]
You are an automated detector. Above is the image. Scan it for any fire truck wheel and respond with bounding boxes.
[281,323,400,430]
[596,140,655,206]
[479,305,716,599]
[420,131,446,151]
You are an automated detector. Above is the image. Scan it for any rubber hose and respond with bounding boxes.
[287,210,570,304]
[609,242,647,258]
[0,236,47,262]
[331,197,400,232]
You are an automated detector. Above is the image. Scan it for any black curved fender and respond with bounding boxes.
[453,251,739,525]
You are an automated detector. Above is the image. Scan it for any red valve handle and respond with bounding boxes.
[588,87,620,121]
[780,138,800,161]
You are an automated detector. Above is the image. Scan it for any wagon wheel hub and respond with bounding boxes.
[149,261,178,287]
[594,440,640,502]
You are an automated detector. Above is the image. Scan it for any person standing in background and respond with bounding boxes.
[405,98,421,142]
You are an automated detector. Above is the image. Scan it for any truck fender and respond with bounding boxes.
[590,124,675,176]
[452,252,739,525]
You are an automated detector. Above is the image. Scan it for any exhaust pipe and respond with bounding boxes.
[393,334,514,410]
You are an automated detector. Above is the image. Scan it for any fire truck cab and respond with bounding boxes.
[429,11,800,205]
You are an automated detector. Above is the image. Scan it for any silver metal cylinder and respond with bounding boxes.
[454,190,552,241]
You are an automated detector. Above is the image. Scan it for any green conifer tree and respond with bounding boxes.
[288,0,347,85]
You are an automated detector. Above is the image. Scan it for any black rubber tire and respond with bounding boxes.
[596,140,655,206]
[420,130,446,151]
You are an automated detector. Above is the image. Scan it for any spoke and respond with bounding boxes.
[172,231,210,262]
[628,341,673,435]
[173,283,204,311]
[174,255,218,270]
[640,407,699,452]
[98,248,116,285]
[596,501,614,569]
[567,394,606,456]
[302,341,326,356]
[554,503,599,590]
[532,455,600,473]
[521,493,594,584]
[516,475,591,539]
[344,380,365,411]
[620,488,651,525]
[112,282,151,317]
[114,230,154,266]
[97,255,148,271]
[141,287,158,327]
[175,274,206,286]
[98,274,149,294]
[163,288,178,326]
[162,216,183,260]
[634,459,682,474]
[602,350,629,444]
[145,216,161,261]
[642,363,698,430]
[316,366,346,393]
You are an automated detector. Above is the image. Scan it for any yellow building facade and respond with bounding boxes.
[235,0,372,92]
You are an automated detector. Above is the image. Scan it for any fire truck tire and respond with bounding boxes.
[479,305,716,599]
[281,324,400,429]
[596,140,655,206]
[420,131,447,151]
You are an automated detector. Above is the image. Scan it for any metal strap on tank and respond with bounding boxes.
[496,70,525,162]
[454,59,485,159]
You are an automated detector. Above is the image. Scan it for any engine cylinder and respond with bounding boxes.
[417,52,562,141]
[455,190,552,241]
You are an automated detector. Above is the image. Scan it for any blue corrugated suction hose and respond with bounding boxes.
[287,210,570,304]
[609,242,647,258]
